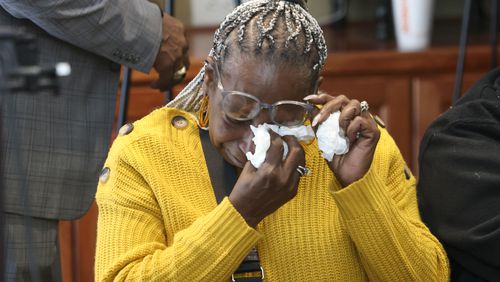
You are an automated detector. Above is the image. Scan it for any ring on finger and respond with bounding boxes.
[296,165,311,177]
[360,101,369,113]
[173,65,187,81]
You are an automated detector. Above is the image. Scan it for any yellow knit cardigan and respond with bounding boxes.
[95,107,449,281]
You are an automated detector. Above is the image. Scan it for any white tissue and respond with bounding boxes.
[275,125,315,142]
[316,111,349,161]
[245,124,315,168]
[246,113,349,167]
[246,125,271,169]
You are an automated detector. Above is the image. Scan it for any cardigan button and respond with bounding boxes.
[172,116,188,129]
[99,167,111,183]
[118,123,134,136]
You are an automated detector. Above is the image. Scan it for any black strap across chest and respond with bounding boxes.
[199,128,236,202]
[199,129,264,282]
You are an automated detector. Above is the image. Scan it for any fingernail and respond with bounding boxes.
[312,113,321,127]
[303,94,318,101]
[339,127,345,137]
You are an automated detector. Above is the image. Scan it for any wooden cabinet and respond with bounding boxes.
[323,46,495,176]
[411,72,485,174]
[59,204,98,282]
[321,76,411,163]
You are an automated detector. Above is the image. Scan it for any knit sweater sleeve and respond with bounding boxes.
[330,129,450,281]
[95,137,262,281]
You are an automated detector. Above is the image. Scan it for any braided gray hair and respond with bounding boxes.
[167,0,327,113]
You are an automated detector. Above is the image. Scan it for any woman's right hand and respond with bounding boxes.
[229,133,305,228]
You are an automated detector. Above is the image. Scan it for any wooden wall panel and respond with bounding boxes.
[320,76,412,166]
[59,203,98,282]
[411,72,485,175]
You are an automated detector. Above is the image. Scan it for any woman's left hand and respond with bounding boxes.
[305,93,380,187]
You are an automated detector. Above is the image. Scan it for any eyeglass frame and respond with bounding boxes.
[213,61,318,127]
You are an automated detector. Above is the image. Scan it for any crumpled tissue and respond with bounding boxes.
[245,124,315,168]
[245,112,349,168]
[316,111,349,161]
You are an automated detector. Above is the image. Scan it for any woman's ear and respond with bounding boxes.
[203,57,217,96]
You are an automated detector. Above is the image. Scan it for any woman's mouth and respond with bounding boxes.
[224,147,246,168]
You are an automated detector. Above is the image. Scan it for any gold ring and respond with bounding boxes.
[173,65,187,81]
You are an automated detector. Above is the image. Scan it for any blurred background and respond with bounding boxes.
[59,1,499,281]
[154,0,465,26]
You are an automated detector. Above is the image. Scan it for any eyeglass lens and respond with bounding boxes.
[222,93,308,126]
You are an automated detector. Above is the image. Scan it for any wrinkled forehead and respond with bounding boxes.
[218,57,314,102]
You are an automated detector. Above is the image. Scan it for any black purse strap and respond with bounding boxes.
[199,128,236,203]
[199,129,264,282]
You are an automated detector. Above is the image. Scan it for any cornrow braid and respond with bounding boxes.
[167,0,327,114]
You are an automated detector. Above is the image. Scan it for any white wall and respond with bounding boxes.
[152,0,334,27]
[152,0,467,26]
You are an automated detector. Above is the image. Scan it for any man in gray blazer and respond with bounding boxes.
[0,0,189,281]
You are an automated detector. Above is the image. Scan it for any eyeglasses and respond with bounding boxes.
[214,62,317,127]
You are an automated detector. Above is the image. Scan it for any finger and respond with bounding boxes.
[345,115,379,145]
[281,135,305,171]
[362,112,380,142]
[241,158,257,175]
[183,52,190,70]
[312,95,350,127]
[181,35,190,53]
[303,92,335,104]
[180,34,189,52]
[173,57,185,72]
[360,107,372,118]
[151,73,172,91]
[150,79,159,89]
[263,131,285,167]
[150,79,164,91]
[165,36,185,65]
[281,135,304,187]
[338,99,360,133]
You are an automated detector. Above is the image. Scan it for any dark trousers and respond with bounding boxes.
[3,213,61,282]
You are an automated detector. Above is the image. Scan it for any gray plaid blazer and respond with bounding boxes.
[0,0,162,220]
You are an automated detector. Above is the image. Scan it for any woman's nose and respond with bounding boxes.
[238,127,255,154]
[252,110,273,126]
